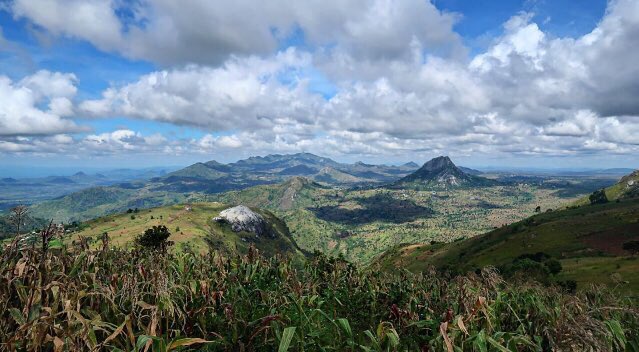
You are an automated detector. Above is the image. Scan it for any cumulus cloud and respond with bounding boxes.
[10,0,464,66]
[79,48,324,131]
[0,71,84,136]
[3,0,639,162]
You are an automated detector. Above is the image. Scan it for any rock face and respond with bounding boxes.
[398,156,471,186]
[214,205,270,237]
[393,156,495,189]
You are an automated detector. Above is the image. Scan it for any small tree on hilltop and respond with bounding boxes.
[135,225,173,251]
[589,189,609,205]
[623,240,639,256]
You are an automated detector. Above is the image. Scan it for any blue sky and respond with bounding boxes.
[1,0,638,172]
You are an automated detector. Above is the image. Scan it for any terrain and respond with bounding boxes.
[0,168,172,212]
[24,153,420,223]
[7,154,624,265]
[66,202,304,260]
[212,157,605,263]
[376,196,639,292]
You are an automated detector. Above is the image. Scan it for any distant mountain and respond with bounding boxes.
[458,166,483,175]
[45,176,76,184]
[313,167,363,184]
[29,186,192,223]
[402,162,419,168]
[278,164,318,175]
[155,152,417,193]
[216,176,326,212]
[27,153,419,222]
[165,162,228,181]
[393,156,493,188]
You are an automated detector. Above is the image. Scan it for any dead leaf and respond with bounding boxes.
[440,321,453,352]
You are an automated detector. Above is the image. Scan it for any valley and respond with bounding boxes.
[19,154,624,265]
[213,179,574,263]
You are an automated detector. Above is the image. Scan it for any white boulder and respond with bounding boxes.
[214,205,269,237]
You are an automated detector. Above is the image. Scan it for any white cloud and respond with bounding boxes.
[10,0,463,66]
[4,0,639,162]
[0,71,84,136]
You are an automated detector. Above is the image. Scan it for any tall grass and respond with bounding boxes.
[1,232,638,351]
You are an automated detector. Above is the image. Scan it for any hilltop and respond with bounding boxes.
[69,202,305,259]
[376,196,639,291]
[393,156,495,189]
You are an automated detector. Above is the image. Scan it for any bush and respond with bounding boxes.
[135,225,172,251]
[589,189,609,205]
[545,259,563,275]
[623,240,639,256]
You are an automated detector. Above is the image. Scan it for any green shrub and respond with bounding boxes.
[135,225,172,251]
[589,189,609,205]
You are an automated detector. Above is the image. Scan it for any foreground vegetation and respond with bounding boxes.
[1,232,638,351]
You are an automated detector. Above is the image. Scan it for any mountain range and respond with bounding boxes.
[26,154,494,222]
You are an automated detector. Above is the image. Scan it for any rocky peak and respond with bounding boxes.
[420,156,456,171]
[214,205,270,237]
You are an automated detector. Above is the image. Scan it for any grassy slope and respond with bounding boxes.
[70,202,305,259]
[376,198,639,292]
[574,170,639,206]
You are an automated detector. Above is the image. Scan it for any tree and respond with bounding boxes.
[589,189,609,205]
[623,240,639,256]
[135,225,172,251]
[9,205,29,236]
[534,206,541,213]
[545,259,563,275]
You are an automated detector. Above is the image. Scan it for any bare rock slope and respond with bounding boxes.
[214,205,270,237]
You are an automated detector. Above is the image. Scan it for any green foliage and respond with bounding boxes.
[135,225,172,250]
[1,244,637,351]
[590,189,609,205]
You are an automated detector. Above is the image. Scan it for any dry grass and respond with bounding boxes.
[1,229,638,351]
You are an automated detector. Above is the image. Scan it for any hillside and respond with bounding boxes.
[214,176,326,211]
[70,202,305,259]
[393,156,495,189]
[29,186,192,223]
[576,169,639,205]
[27,153,419,222]
[211,173,578,263]
[376,197,639,291]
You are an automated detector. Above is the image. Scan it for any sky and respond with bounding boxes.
[0,0,638,171]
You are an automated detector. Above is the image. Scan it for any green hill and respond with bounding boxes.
[376,197,639,292]
[69,202,305,259]
[214,176,326,211]
[29,186,191,223]
[576,169,639,205]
